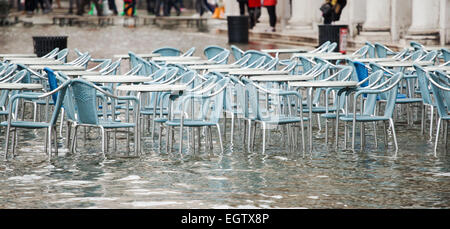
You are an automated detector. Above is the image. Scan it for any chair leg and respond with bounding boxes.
[421,104,425,135]
[4,125,11,161]
[59,109,65,138]
[179,125,184,155]
[262,122,266,154]
[434,118,441,157]
[230,113,235,145]
[70,125,79,154]
[47,127,52,160]
[373,122,378,149]
[12,128,17,157]
[247,120,252,152]
[216,124,224,154]
[389,118,398,158]
[430,106,434,141]
[100,126,106,158]
[383,120,388,151]
[444,121,448,151]
[53,126,58,156]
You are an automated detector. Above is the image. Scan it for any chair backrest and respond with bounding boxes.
[204,45,226,60]
[102,59,121,75]
[139,57,161,76]
[246,56,266,68]
[0,64,18,82]
[297,56,315,73]
[42,48,60,58]
[261,57,279,70]
[56,48,69,62]
[427,72,450,118]
[96,59,112,72]
[368,72,403,118]
[352,45,369,57]
[364,41,376,58]
[327,42,337,53]
[234,54,251,66]
[402,49,424,61]
[441,48,450,62]
[353,61,369,87]
[243,50,274,66]
[231,45,245,61]
[182,47,196,57]
[418,50,439,62]
[413,64,433,106]
[410,41,425,51]
[128,51,140,69]
[69,79,101,125]
[210,50,230,64]
[374,42,395,58]
[310,41,330,53]
[152,47,181,57]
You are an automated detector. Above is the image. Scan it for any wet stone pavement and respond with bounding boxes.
[0,24,449,209]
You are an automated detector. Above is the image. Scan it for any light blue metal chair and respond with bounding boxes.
[231,45,245,61]
[427,71,450,156]
[441,48,450,62]
[242,50,274,66]
[1,79,69,160]
[410,41,425,51]
[182,47,196,57]
[152,47,182,57]
[242,78,307,154]
[68,79,140,157]
[414,64,438,140]
[204,45,226,60]
[55,48,69,63]
[41,48,60,58]
[326,42,338,53]
[165,78,230,154]
[310,41,330,54]
[374,42,396,58]
[340,72,404,156]
[209,50,230,64]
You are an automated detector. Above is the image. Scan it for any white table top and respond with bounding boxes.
[289,81,359,88]
[320,54,361,61]
[0,54,37,58]
[261,48,307,54]
[117,84,186,92]
[113,53,161,59]
[250,75,314,82]
[82,75,153,83]
[353,57,400,63]
[152,56,201,61]
[58,71,100,77]
[292,52,342,58]
[167,60,214,65]
[424,66,450,72]
[225,70,289,76]
[189,64,242,70]
[0,83,43,90]
[29,65,85,71]
[379,61,434,67]
[9,59,63,65]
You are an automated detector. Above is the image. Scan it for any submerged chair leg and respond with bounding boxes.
[434,118,441,157]
[216,124,224,154]
[262,123,266,154]
[4,125,11,160]
[100,126,106,158]
[179,125,183,155]
[389,118,398,158]
[430,106,434,141]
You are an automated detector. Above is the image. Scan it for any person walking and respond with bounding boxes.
[321,0,347,24]
[236,0,247,16]
[147,0,155,14]
[154,0,164,16]
[67,0,82,14]
[263,0,277,32]
[196,0,215,17]
[108,0,119,15]
[164,0,181,16]
[248,0,261,29]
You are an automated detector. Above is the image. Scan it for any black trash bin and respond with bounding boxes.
[318,24,348,53]
[0,0,9,22]
[227,16,249,44]
[32,36,68,57]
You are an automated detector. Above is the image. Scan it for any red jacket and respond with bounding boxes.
[263,0,277,6]
[248,0,261,8]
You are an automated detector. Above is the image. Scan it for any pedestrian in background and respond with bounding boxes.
[248,0,261,29]
[67,0,82,14]
[154,0,164,16]
[164,0,181,16]
[263,0,276,32]
[78,0,102,16]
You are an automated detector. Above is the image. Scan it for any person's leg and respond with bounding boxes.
[163,0,169,16]
[256,6,261,22]
[267,5,276,30]
[108,0,119,14]
[170,0,180,15]
[147,0,153,14]
[248,7,256,28]
[239,1,245,15]
[203,0,214,13]
[154,0,161,15]
[92,0,102,16]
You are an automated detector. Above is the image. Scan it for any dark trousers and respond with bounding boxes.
[238,1,247,15]
[164,0,180,16]
[248,6,260,28]
[196,0,214,16]
[154,0,165,16]
[25,0,36,12]
[108,0,118,14]
[265,5,276,27]
[147,0,155,13]
[78,0,102,16]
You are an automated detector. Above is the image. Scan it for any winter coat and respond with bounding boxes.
[248,0,261,8]
[263,0,277,6]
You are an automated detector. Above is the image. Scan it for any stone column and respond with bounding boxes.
[408,0,440,34]
[363,0,391,32]
[289,0,311,26]
[390,0,412,42]
[440,0,450,45]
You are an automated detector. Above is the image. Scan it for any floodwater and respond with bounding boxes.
[0,24,449,209]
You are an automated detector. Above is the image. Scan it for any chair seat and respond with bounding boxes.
[259,117,308,124]
[154,117,168,123]
[302,106,337,113]
[340,114,389,122]
[395,98,423,104]
[165,119,217,127]
[1,121,50,128]
[98,121,135,128]
[140,109,169,116]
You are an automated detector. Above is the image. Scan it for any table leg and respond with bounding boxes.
[308,87,313,153]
